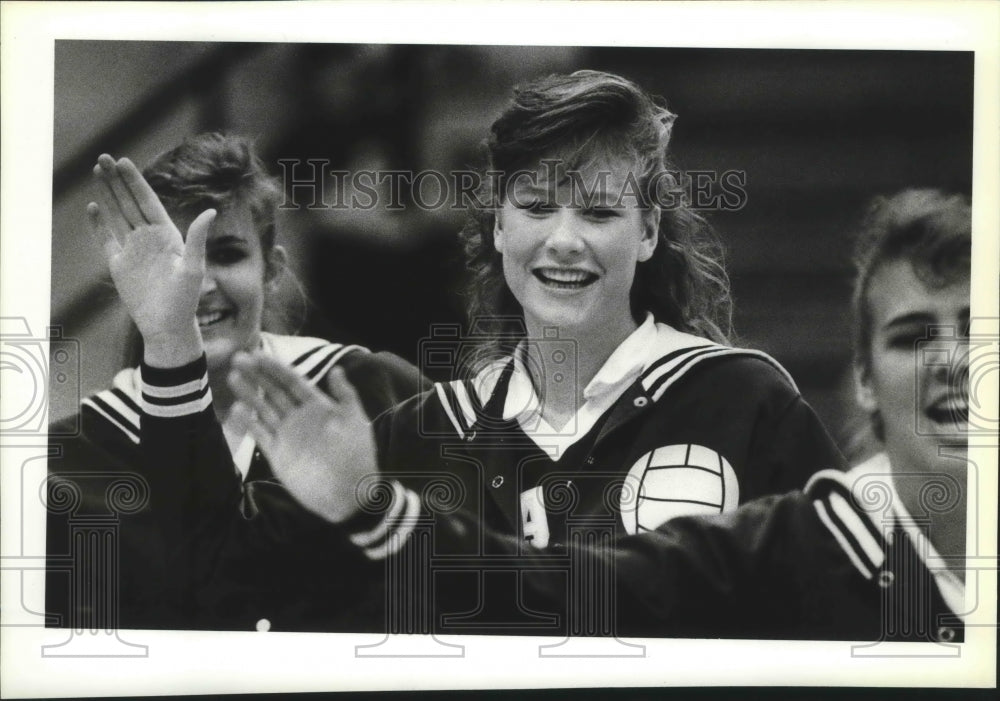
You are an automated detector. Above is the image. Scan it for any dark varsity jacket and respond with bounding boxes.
[45,333,428,632]
[360,321,847,634]
[94,321,847,635]
[384,457,966,642]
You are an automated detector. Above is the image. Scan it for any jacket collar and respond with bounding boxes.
[470,315,731,409]
[807,454,966,619]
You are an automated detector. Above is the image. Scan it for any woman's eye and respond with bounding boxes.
[584,207,621,220]
[886,332,921,350]
[208,247,247,265]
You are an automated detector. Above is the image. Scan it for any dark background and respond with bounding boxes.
[50,43,974,458]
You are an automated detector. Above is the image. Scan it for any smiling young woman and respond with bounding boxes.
[493,160,658,425]
[46,134,428,631]
[373,71,846,542]
[850,189,972,576]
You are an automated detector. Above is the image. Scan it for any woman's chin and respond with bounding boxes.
[523,306,594,337]
[889,433,968,480]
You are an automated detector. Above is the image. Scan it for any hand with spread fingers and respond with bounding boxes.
[228,352,378,523]
[89,154,217,367]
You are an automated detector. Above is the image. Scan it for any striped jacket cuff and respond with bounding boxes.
[344,480,422,561]
[140,354,212,418]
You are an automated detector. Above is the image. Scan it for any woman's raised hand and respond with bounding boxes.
[89,154,216,367]
[228,353,379,523]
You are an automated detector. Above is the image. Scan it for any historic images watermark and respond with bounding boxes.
[277,160,749,213]
[0,318,79,436]
[0,317,148,656]
[914,321,998,437]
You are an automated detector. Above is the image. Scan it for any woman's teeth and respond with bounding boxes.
[197,310,227,328]
[534,268,598,289]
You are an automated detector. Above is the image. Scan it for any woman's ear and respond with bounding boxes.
[265,245,288,288]
[637,210,659,263]
[854,361,878,412]
[493,215,504,253]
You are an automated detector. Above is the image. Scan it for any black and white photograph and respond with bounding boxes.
[1,1,997,697]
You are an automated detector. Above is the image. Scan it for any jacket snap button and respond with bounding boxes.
[256,618,271,632]
[877,571,895,588]
[937,626,956,643]
[633,396,649,408]
[491,476,504,488]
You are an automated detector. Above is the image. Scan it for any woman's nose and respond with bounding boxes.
[944,339,970,391]
[199,270,218,294]
[544,210,584,255]
[926,334,968,393]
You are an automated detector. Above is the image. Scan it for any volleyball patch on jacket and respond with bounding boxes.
[619,444,739,534]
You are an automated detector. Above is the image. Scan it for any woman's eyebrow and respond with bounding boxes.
[207,235,248,245]
[510,182,552,196]
[882,311,936,331]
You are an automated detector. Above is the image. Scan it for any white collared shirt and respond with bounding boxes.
[498,313,659,458]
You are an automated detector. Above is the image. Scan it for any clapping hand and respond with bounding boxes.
[228,353,379,523]
[89,154,216,367]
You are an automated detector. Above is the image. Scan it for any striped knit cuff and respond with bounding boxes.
[344,480,422,561]
[140,354,212,418]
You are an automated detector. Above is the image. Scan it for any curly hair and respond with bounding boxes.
[459,70,732,371]
[142,132,281,253]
